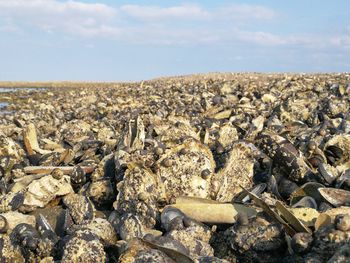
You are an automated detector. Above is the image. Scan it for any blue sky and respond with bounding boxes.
[0,0,349,81]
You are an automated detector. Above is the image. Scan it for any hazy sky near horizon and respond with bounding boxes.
[0,0,349,81]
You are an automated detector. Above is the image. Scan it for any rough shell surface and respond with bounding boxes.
[156,140,215,200]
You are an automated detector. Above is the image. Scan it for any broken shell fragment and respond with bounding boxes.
[20,174,73,212]
[275,201,311,233]
[212,142,255,202]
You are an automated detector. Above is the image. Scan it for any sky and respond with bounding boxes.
[0,0,349,81]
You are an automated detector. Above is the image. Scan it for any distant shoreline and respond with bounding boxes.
[0,72,349,89]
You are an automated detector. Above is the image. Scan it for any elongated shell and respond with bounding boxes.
[318,188,350,207]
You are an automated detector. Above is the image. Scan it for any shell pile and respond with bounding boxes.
[0,73,350,262]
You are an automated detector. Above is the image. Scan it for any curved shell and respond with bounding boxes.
[257,132,311,182]
[115,163,166,229]
[324,134,350,170]
[0,191,25,213]
[156,140,215,201]
[61,229,106,263]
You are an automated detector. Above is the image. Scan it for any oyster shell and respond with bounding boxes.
[20,174,73,212]
[156,139,215,200]
[212,142,255,202]
[62,193,94,224]
[61,229,106,263]
[115,163,166,229]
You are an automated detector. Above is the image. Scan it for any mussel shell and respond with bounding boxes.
[235,183,266,203]
[278,177,299,200]
[325,145,343,159]
[161,207,186,232]
[10,223,40,248]
[307,155,324,168]
[335,169,350,190]
[291,196,318,209]
[317,163,337,185]
[37,214,56,237]
[318,188,350,207]
[0,215,8,233]
[70,165,86,189]
[257,133,310,182]
[290,182,325,205]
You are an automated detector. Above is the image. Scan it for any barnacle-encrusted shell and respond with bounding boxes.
[115,163,166,229]
[111,213,145,241]
[0,234,25,262]
[61,229,106,263]
[167,224,213,258]
[87,179,115,208]
[118,238,175,263]
[0,191,24,213]
[63,193,94,224]
[212,142,255,202]
[153,117,199,146]
[68,218,118,246]
[156,140,215,200]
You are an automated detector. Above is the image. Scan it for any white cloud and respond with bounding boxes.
[0,0,117,37]
[120,4,210,21]
[0,0,348,52]
[217,4,276,20]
